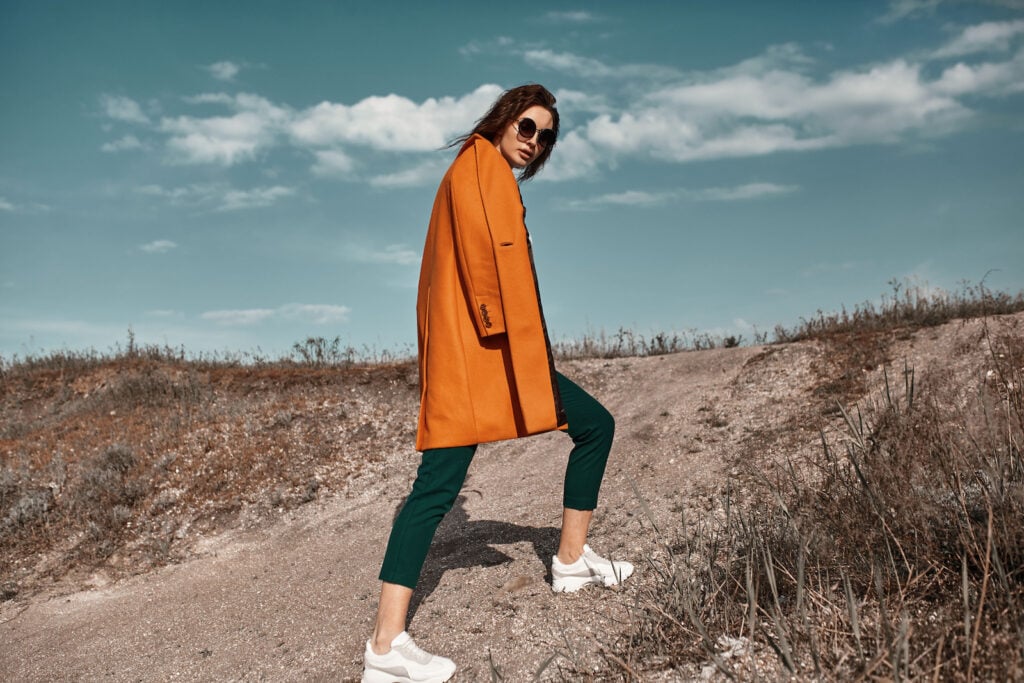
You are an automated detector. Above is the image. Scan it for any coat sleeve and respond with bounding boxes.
[447,140,522,338]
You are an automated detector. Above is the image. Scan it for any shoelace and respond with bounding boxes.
[395,637,432,665]
[583,549,628,581]
[583,549,616,568]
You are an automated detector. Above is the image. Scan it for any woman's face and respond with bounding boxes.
[494,105,554,169]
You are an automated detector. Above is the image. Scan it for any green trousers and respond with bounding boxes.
[378,372,614,589]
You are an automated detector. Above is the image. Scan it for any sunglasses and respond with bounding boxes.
[515,117,556,149]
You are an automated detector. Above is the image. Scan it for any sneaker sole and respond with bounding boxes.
[552,566,635,593]
[362,669,455,683]
[551,575,621,592]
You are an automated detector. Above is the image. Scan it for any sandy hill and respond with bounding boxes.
[1,312,1020,681]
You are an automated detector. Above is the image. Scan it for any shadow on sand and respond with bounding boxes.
[391,489,559,624]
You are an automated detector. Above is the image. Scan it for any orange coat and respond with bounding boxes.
[415,134,567,450]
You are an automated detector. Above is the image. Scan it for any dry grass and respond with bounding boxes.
[774,277,1024,343]
[0,344,419,600]
[2,278,1023,679]
[554,328,750,360]
[555,278,1024,363]
[611,313,1024,680]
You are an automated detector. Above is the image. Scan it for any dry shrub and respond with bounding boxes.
[69,445,145,561]
[774,278,1024,344]
[0,343,419,600]
[554,327,706,360]
[1,445,145,566]
[617,317,1024,681]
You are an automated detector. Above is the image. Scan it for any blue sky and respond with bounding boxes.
[2,0,1022,360]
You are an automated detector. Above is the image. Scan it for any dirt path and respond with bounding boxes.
[1,316,1006,681]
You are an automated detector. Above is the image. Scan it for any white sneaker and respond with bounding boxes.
[551,544,635,593]
[362,631,456,683]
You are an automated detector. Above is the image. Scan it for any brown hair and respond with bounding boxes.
[451,84,559,182]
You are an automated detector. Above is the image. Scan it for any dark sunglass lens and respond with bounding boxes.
[538,129,556,148]
[518,117,537,137]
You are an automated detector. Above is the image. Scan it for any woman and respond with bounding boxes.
[362,84,633,683]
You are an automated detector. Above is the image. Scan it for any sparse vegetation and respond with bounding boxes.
[2,278,1023,680]
[0,342,420,599]
[553,278,1024,361]
[610,295,1024,680]
[774,277,1024,343]
[553,327,739,359]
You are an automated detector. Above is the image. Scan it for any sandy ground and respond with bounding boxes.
[1,315,1013,682]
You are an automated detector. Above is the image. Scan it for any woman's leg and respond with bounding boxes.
[557,508,593,564]
[371,445,476,653]
[554,372,615,564]
[371,582,413,654]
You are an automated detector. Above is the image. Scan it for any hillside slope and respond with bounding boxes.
[1,313,1019,681]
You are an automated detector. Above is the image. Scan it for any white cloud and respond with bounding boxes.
[183,93,236,106]
[108,27,1021,186]
[566,190,673,210]
[545,11,600,23]
[201,303,351,326]
[526,34,1023,170]
[217,185,294,211]
[523,49,681,81]
[934,50,1024,95]
[525,49,609,78]
[206,60,241,81]
[312,149,356,176]
[122,84,616,182]
[597,190,669,206]
[880,0,1024,24]
[161,92,290,165]
[289,84,502,151]
[566,182,798,209]
[161,120,261,165]
[136,183,294,211]
[347,243,420,266]
[278,303,352,324]
[139,239,177,253]
[131,85,512,174]
[717,43,816,78]
[100,94,150,124]
[662,59,963,135]
[934,19,1024,58]
[878,0,945,24]
[539,130,602,181]
[368,159,447,188]
[137,184,210,202]
[0,197,50,213]
[101,134,144,152]
[580,53,979,163]
[689,183,799,201]
[552,88,611,115]
[201,308,276,326]
[458,36,514,58]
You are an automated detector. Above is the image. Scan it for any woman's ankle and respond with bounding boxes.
[556,547,583,565]
[370,627,402,655]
